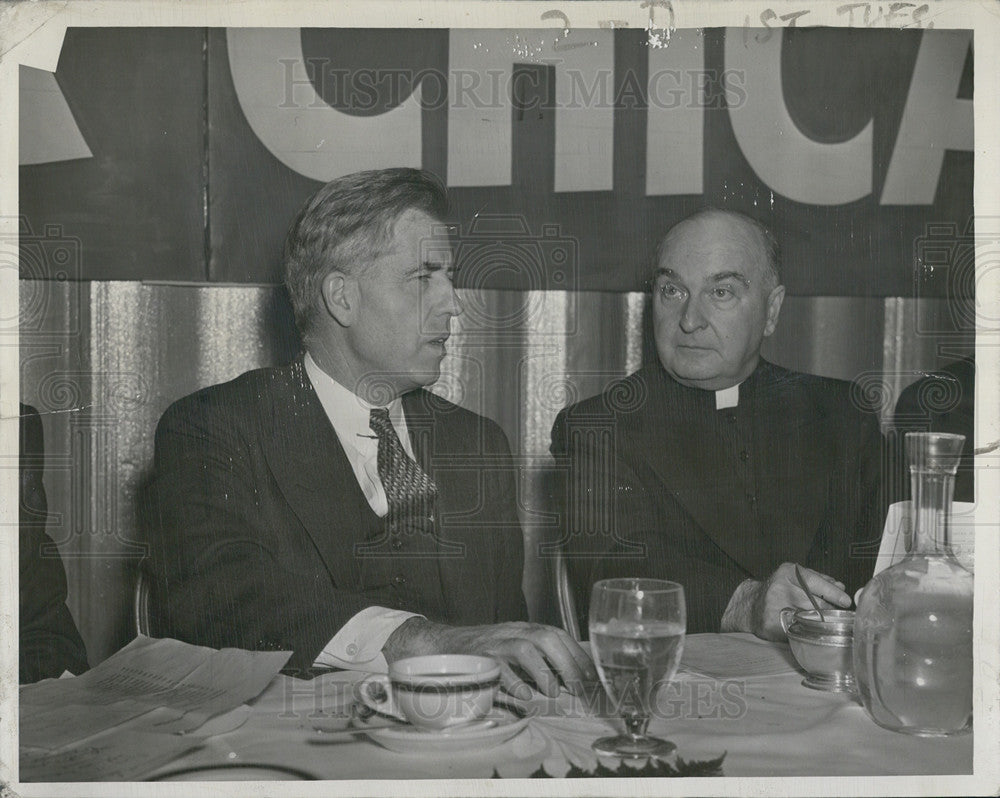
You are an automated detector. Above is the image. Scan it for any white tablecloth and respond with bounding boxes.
[133,633,972,781]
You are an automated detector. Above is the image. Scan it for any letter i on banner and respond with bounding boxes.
[447,28,614,191]
[646,29,705,196]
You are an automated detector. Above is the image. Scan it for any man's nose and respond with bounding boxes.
[446,284,464,318]
[426,280,463,319]
[679,295,707,332]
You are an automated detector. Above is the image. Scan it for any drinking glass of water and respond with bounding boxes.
[589,578,686,758]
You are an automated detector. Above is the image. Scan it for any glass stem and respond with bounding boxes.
[623,712,650,741]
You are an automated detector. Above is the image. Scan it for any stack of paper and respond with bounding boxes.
[20,635,290,781]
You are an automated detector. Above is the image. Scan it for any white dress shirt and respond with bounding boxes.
[303,353,422,672]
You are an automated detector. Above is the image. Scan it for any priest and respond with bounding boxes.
[551,209,885,640]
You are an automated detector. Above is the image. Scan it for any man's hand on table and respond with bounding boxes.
[382,618,598,700]
[721,562,852,641]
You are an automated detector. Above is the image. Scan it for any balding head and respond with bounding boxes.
[657,209,781,291]
[651,209,786,390]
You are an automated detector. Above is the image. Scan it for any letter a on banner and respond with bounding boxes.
[226,28,422,181]
[881,30,973,205]
[724,28,872,205]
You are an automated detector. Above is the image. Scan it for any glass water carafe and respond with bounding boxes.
[853,432,973,736]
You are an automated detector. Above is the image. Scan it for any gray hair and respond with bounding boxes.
[283,168,449,337]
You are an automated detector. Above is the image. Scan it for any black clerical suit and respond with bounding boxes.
[19,404,89,683]
[147,359,527,672]
[550,360,885,636]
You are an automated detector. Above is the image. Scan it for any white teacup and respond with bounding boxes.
[358,655,501,730]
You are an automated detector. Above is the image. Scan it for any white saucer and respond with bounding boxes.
[358,709,529,755]
[150,763,315,780]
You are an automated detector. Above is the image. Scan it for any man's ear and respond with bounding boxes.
[320,271,358,327]
[762,284,785,338]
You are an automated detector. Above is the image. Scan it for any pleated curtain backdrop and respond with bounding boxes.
[19,279,958,665]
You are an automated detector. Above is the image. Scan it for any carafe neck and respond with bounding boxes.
[905,432,965,558]
[910,468,956,556]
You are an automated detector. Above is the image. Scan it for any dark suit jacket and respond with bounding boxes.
[19,404,89,683]
[550,360,885,636]
[147,360,527,672]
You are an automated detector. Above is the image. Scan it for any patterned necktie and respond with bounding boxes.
[369,407,438,521]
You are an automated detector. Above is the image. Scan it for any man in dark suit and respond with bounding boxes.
[149,168,594,697]
[19,403,89,682]
[551,210,884,640]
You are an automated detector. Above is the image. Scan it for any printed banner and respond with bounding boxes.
[20,27,973,296]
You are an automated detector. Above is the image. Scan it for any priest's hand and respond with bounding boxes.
[721,563,852,641]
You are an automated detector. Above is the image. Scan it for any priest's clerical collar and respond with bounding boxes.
[715,383,740,410]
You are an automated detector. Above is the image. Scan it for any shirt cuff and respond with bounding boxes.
[313,607,423,672]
